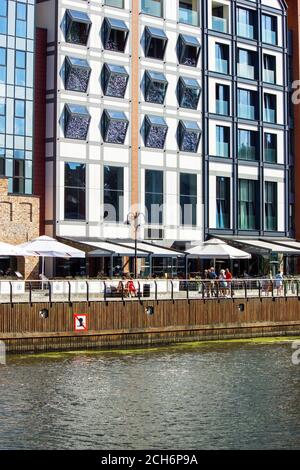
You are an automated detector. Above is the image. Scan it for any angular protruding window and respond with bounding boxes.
[177,34,201,67]
[64,104,91,140]
[144,26,168,60]
[177,76,201,109]
[102,17,129,52]
[101,63,129,98]
[101,109,129,144]
[64,57,91,92]
[65,9,91,45]
[144,115,168,149]
[144,70,168,104]
[177,120,201,153]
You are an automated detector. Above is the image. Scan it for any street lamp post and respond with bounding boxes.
[126,211,144,279]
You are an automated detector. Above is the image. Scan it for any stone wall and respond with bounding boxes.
[0,178,40,279]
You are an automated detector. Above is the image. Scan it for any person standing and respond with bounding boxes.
[225,268,232,296]
[275,271,284,296]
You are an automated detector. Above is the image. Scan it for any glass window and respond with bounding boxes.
[0,47,6,83]
[64,162,86,220]
[105,0,124,8]
[215,43,229,74]
[141,0,163,18]
[177,120,201,153]
[101,63,129,98]
[180,173,197,226]
[0,0,7,35]
[15,51,26,87]
[264,133,277,163]
[0,148,4,175]
[265,181,277,231]
[237,48,256,80]
[237,8,256,40]
[238,179,258,230]
[238,129,258,161]
[262,14,277,45]
[0,98,5,134]
[144,70,168,104]
[263,54,276,84]
[212,2,229,34]
[65,9,92,45]
[216,84,230,116]
[102,17,129,52]
[143,115,168,149]
[64,104,91,140]
[145,169,163,225]
[179,0,199,27]
[238,89,257,120]
[263,93,276,123]
[177,76,201,109]
[64,56,91,93]
[177,34,201,67]
[216,176,230,229]
[14,100,25,136]
[101,109,129,144]
[16,2,27,38]
[104,166,124,222]
[216,126,230,158]
[144,26,168,60]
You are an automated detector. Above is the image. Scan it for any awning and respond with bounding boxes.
[119,241,185,258]
[233,239,300,255]
[59,238,149,258]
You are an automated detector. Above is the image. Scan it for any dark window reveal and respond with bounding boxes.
[177,34,201,67]
[102,17,129,52]
[144,70,168,104]
[177,76,201,109]
[144,26,168,60]
[65,9,91,45]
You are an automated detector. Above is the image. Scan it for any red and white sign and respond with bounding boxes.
[73,314,88,331]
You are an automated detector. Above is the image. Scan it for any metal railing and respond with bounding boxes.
[0,278,299,304]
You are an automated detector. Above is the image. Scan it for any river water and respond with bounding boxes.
[1,340,300,450]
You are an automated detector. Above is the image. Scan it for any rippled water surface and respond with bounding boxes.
[1,340,300,450]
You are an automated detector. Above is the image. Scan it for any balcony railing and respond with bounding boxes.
[237,22,254,39]
[238,103,255,120]
[216,99,229,115]
[237,63,255,80]
[215,58,228,74]
[212,16,228,33]
[216,141,229,157]
[179,7,199,26]
[264,148,277,163]
[262,30,277,45]
[263,69,275,84]
[238,145,257,161]
[264,108,276,123]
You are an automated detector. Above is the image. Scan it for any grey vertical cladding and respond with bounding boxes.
[204,0,290,237]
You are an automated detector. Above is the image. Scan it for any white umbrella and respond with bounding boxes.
[187,238,251,264]
[0,241,30,257]
[18,236,85,286]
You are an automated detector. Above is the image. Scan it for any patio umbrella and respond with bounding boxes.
[187,238,251,266]
[18,236,85,286]
[0,241,29,257]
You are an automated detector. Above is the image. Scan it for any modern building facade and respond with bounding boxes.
[34,0,293,275]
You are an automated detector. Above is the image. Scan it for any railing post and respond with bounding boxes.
[244,280,247,299]
[48,281,52,306]
[202,281,205,300]
[297,280,299,298]
[186,279,189,301]
[230,280,234,299]
[284,279,287,298]
[271,279,274,298]
[154,280,158,304]
[68,281,71,305]
[216,281,219,299]
[104,281,107,304]
[138,281,141,303]
[86,281,89,304]
[171,280,174,303]
[29,281,32,306]
[121,281,124,304]
[258,280,261,299]
[9,281,13,305]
